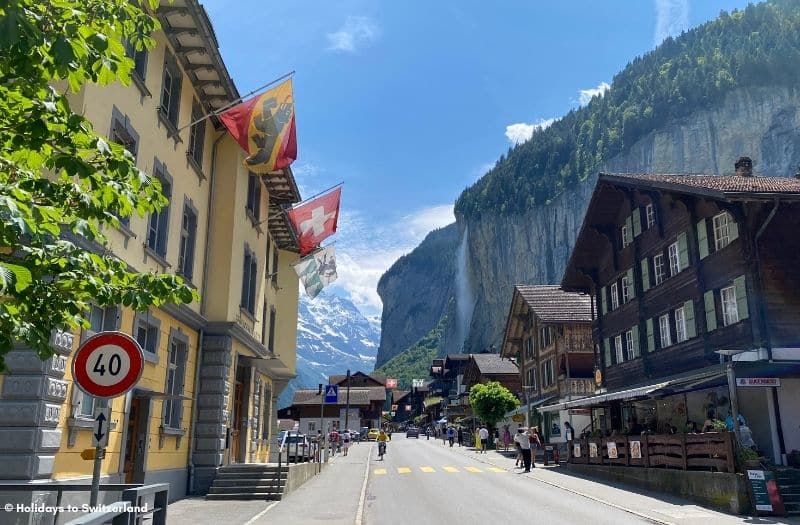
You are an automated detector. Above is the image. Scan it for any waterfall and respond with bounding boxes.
[454,226,475,352]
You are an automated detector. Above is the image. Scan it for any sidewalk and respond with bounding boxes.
[438,440,800,525]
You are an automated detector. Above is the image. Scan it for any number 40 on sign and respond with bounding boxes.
[72,332,145,399]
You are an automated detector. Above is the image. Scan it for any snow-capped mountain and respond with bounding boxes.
[278,291,380,407]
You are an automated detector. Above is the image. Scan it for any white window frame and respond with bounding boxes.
[659,314,672,348]
[721,286,739,326]
[621,275,631,304]
[675,307,687,343]
[646,203,655,228]
[668,242,681,276]
[621,224,630,248]
[713,212,732,251]
[527,367,537,390]
[625,330,635,360]
[615,335,624,364]
[653,254,665,285]
[610,282,619,310]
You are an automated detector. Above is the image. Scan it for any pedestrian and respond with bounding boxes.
[479,425,489,453]
[502,425,512,452]
[529,427,541,468]
[564,421,574,442]
[457,426,464,447]
[329,427,339,456]
[514,428,532,472]
[447,425,455,447]
[342,428,351,457]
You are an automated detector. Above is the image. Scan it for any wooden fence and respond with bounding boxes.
[568,432,735,473]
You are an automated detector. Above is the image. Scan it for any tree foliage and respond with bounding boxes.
[468,381,520,427]
[455,1,800,217]
[0,0,198,368]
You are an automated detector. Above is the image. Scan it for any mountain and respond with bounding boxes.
[279,292,380,408]
[379,1,800,361]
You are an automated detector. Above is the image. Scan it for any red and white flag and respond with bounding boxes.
[287,187,341,255]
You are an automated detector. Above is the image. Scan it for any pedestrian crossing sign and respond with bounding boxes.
[325,385,338,403]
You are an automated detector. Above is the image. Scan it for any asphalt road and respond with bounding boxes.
[363,435,651,525]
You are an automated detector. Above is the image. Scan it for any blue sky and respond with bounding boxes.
[202,0,755,316]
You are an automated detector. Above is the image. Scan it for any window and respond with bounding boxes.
[621,275,631,304]
[246,175,261,221]
[621,224,630,248]
[146,163,171,257]
[713,212,733,251]
[271,244,279,285]
[524,337,534,360]
[163,336,187,429]
[646,203,655,229]
[241,248,258,314]
[721,285,739,326]
[668,242,681,276]
[541,359,555,387]
[625,330,635,360]
[178,203,198,281]
[614,335,624,364]
[188,100,206,170]
[675,307,687,343]
[109,112,139,228]
[159,53,182,128]
[659,314,671,348]
[539,326,553,348]
[268,307,277,352]
[526,367,537,390]
[125,40,148,80]
[653,254,665,285]
[135,311,160,356]
[610,282,619,310]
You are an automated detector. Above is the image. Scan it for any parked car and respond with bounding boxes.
[367,428,380,441]
[280,432,311,461]
[406,427,420,438]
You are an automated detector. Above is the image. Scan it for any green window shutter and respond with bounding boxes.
[625,216,633,245]
[632,209,642,237]
[684,299,696,339]
[604,338,612,367]
[697,219,709,259]
[729,216,739,243]
[734,275,749,320]
[704,290,717,332]
[641,259,650,292]
[631,325,640,357]
[627,268,636,299]
[646,318,655,352]
[601,287,607,315]
[678,231,689,270]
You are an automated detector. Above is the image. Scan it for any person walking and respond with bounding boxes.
[529,427,541,468]
[341,429,351,457]
[457,426,464,447]
[502,425,512,452]
[514,428,532,472]
[478,425,489,453]
[447,425,455,447]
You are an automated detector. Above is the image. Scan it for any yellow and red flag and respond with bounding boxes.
[218,79,297,174]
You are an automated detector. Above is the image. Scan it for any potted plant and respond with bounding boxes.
[738,446,762,470]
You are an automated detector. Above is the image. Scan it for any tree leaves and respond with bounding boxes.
[469,381,520,427]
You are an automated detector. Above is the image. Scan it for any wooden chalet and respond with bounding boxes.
[462,353,521,398]
[285,386,386,435]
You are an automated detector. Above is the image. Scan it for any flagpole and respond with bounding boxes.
[177,70,296,132]
[291,182,344,209]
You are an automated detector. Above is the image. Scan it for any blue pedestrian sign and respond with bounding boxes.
[324,385,338,404]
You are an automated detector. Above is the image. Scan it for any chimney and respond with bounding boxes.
[735,156,753,177]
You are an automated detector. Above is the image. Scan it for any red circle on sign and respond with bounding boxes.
[72,331,144,398]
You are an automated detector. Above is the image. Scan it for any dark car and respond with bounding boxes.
[406,427,420,438]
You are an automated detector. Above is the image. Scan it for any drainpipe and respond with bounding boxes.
[188,131,227,496]
[753,198,779,361]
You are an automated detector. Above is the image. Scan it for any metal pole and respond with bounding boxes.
[89,445,103,506]
[318,384,325,464]
[344,370,351,432]
[726,361,741,441]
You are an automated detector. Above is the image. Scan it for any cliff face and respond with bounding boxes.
[380,86,800,360]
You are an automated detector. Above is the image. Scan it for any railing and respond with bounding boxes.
[569,432,735,473]
[565,378,595,395]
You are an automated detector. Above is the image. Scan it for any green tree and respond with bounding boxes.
[0,0,198,368]
[468,381,520,430]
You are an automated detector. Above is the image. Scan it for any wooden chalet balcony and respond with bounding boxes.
[564,378,596,395]
[560,332,593,353]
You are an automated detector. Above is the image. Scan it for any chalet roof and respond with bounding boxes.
[392,390,411,403]
[470,353,519,375]
[515,285,592,323]
[446,354,470,361]
[603,172,800,200]
[291,387,386,406]
[328,372,387,386]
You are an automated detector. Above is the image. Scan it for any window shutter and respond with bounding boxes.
[632,209,642,237]
[625,216,633,245]
[734,275,749,320]
[678,232,689,270]
[601,287,607,315]
[697,219,709,259]
[604,338,611,367]
[631,325,640,357]
[729,216,739,243]
[640,259,650,292]
[627,268,636,298]
[704,290,717,332]
[646,318,655,352]
[684,300,696,339]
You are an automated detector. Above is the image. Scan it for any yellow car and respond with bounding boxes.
[368,428,380,441]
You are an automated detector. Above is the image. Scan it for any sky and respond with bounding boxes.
[202,0,755,317]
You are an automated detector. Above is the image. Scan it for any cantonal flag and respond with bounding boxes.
[286,187,341,255]
[292,245,338,299]
[218,79,297,174]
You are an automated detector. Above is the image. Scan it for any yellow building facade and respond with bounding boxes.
[0,1,300,503]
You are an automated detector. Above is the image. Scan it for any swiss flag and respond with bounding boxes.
[287,187,342,255]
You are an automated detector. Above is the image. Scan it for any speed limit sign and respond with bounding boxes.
[72,331,144,398]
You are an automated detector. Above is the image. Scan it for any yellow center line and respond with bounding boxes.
[488,467,505,473]
[373,468,387,475]
[397,467,411,474]
[464,466,482,473]
[420,466,435,473]
[442,466,459,473]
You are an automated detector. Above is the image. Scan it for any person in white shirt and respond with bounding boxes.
[342,429,351,456]
[478,425,490,454]
[514,428,532,472]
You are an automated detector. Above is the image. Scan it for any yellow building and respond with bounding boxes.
[0,0,300,503]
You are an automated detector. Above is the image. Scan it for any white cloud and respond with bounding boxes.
[504,118,555,145]
[578,82,611,106]
[654,0,689,46]
[403,204,454,238]
[326,16,379,52]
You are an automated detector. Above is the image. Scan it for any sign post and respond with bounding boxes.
[72,332,144,506]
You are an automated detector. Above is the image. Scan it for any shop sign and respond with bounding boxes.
[737,377,780,387]
[512,414,525,423]
[569,409,591,416]
[747,470,785,514]
[589,442,598,458]
[607,441,618,459]
[630,440,642,459]
[594,368,603,386]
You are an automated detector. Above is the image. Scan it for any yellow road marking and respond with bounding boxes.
[442,466,459,473]
[464,466,482,473]
[397,467,411,474]
[373,468,387,475]
[488,467,505,473]
[420,466,435,473]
